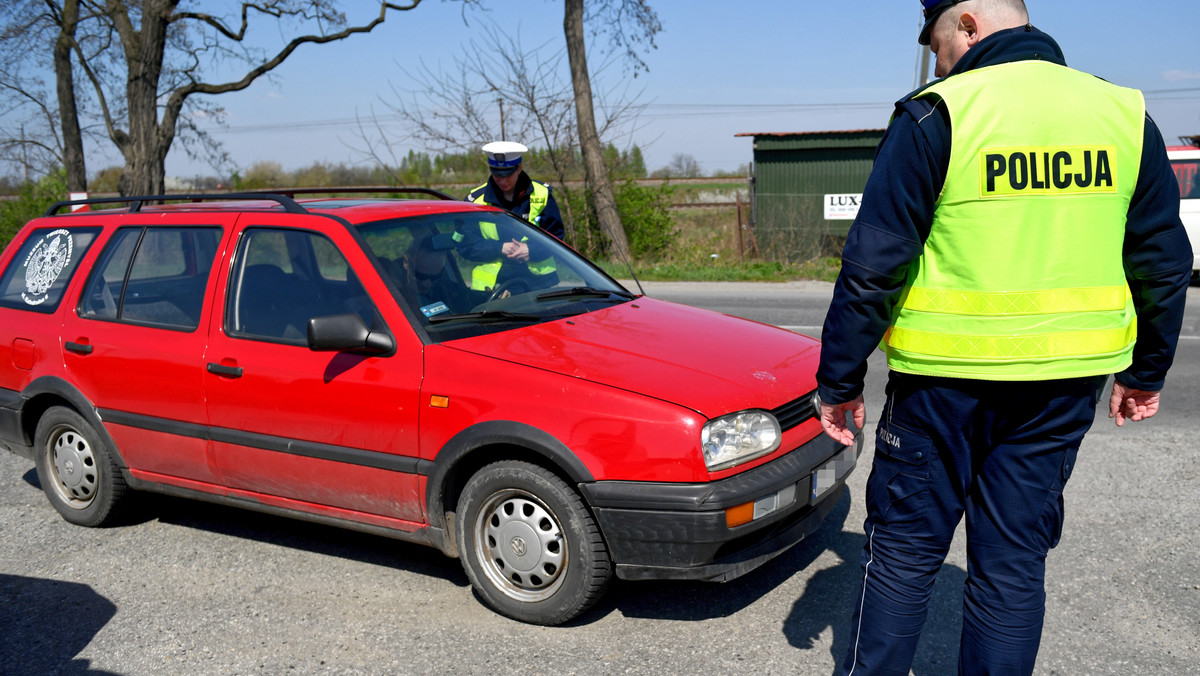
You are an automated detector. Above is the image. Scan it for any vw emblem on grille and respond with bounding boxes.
[510,536,527,556]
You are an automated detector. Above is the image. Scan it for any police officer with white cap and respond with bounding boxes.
[466,141,565,241]
[455,141,566,293]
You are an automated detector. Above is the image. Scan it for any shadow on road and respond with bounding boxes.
[605,490,856,624]
[602,488,967,672]
[785,530,967,675]
[0,574,122,675]
[139,492,469,587]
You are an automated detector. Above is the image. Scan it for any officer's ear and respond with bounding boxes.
[959,11,981,45]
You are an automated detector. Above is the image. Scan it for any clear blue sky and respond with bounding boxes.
[158,0,1200,179]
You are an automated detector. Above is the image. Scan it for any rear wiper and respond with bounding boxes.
[427,310,574,325]
[535,286,636,301]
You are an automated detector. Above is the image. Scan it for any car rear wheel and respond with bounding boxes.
[34,406,127,527]
[456,460,612,625]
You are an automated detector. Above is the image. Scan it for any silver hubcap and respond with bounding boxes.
[49,427,97,508]
[474,489,567,602]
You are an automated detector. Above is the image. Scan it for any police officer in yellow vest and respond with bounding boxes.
[816,2,1192,673]
[459,141,565,292]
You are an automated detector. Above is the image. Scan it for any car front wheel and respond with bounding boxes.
[34,406,127,527]
[456,460,612,625]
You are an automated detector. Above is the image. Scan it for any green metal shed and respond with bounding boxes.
[735,129,885,261]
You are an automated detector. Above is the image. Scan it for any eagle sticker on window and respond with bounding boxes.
[22,229,73,306]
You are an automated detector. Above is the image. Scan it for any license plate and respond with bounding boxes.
[811,445,858,502]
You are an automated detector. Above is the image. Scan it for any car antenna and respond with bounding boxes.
[612,243,645,296]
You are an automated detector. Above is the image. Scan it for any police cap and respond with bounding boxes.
[919,0,969,45]
[482,141,527,177]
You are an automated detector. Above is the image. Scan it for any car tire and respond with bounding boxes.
[456,460,612,625]
[34,406,127,527]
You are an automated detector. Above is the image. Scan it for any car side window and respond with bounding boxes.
[79,226,221,331]
[0,226,101,314]
[227,227,378,345]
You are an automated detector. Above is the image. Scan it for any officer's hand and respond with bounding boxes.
[820,395,865,445]
[1109,381,1161,426]
[502,239,530,262]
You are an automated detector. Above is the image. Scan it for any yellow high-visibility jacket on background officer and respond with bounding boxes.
[884,59,1145,380]
[461,173,565,291]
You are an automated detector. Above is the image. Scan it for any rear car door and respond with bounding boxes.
[202,213,427,527]
[62,218,228,484]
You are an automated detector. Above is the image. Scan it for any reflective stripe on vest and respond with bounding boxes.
[469,182,555,290]
[885,60,1145,380]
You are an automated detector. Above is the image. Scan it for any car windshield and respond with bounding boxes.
[357,210,635,341]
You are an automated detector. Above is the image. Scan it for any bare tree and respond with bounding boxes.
[650,152,701,179]
[51,1,87,191]
[1,1,471,196]
[355,21,645,247]
[564,0,660,260]
[0,2,96,184]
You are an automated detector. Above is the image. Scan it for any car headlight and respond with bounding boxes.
[701,410,782,471]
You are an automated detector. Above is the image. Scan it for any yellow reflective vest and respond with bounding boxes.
[469,180,556,290]
[884,60,1145,380]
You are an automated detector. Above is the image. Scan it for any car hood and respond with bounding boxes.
[444,297,821,417]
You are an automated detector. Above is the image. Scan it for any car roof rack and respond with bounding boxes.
[43,193,307,217]
[245,186,457,201]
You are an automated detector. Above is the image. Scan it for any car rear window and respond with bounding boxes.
[78,226,222,331]
[1171,157,1200,199]
[0,226,101,313]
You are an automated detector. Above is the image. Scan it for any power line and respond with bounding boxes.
[194,90,1200,137]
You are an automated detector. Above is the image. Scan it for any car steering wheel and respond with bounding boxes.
[487,278,532,303]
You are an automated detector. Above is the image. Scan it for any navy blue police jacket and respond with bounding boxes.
[816,26,1193,405]
[466,172,566,241]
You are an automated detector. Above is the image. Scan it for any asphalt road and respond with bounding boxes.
[1,282,1197,675]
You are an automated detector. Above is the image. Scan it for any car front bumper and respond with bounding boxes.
[578,430,861,582]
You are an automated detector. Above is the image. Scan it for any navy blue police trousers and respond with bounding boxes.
[839,371,1107,676]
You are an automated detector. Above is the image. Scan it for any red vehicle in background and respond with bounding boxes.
[0,191,858,624]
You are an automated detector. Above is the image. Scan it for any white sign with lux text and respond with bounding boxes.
[824,193,863,220]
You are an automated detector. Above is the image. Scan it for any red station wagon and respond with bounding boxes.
[0,191,859,624]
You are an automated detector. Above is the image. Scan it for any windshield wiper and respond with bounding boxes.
[535,286,636,301]
[427,310,552,325]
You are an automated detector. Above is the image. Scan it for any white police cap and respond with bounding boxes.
[482,141,527,176]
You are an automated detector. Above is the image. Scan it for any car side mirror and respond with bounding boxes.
[307,313,394,355]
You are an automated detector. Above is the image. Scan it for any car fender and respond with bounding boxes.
[14,376,126,467]
[423,419,594,554]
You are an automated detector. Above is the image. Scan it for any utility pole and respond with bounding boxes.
[914,8,934,88]
[497,98,506,142]
[20,124,28,184]
[919,47,933,86]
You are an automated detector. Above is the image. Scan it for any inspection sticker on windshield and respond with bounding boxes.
[421,301,450,318]
[811,445,858,502]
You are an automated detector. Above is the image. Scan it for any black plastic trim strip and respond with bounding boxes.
[0,386,20,409]
[99,408,430,475]
[0,387,24,452]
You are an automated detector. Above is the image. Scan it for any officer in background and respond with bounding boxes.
[458,141,565,292]
[816,1,1192,673]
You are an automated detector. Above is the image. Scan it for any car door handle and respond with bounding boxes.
[206,363,243,378]
[65,341,93,355]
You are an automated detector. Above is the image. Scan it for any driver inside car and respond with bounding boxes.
[399,235,484,318]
